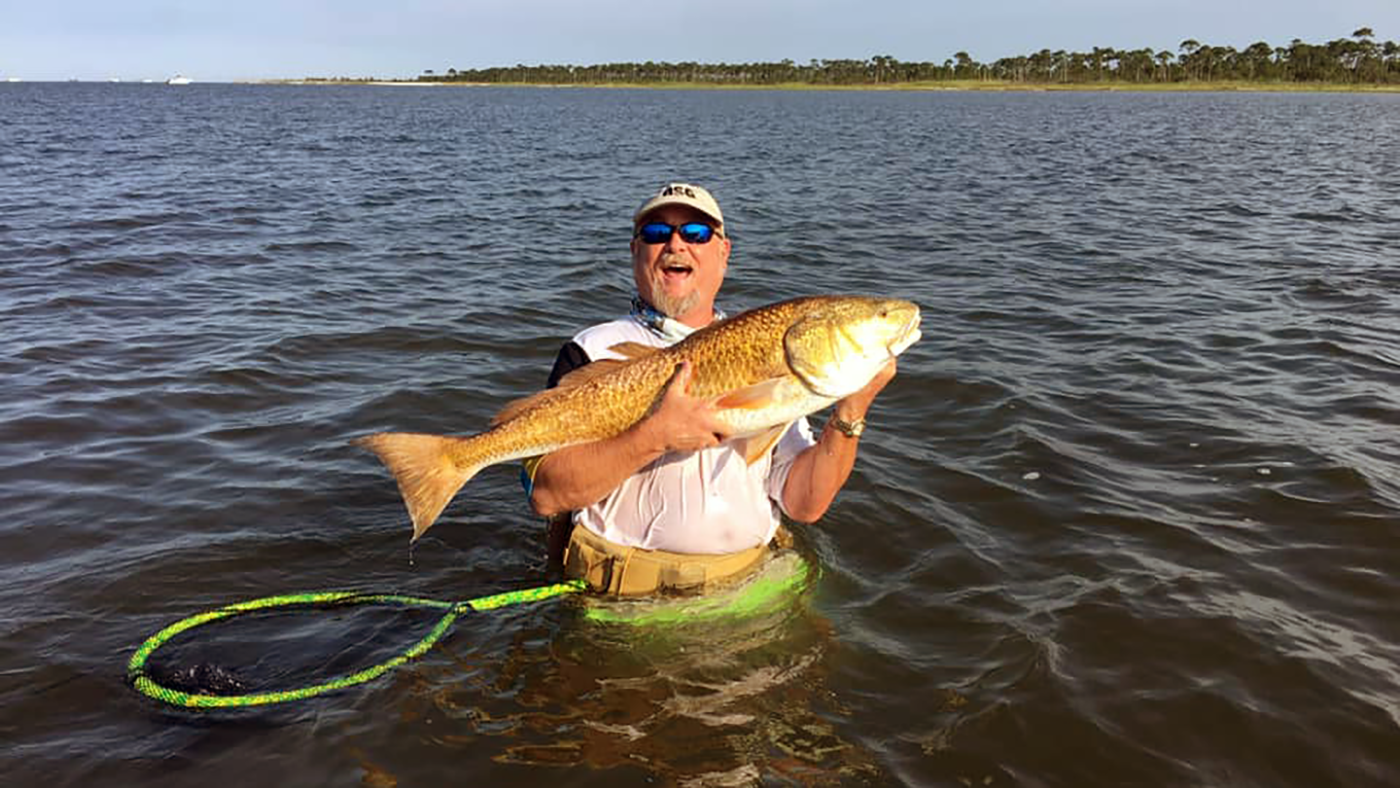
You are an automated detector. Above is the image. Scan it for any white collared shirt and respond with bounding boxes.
[567,317,815,554]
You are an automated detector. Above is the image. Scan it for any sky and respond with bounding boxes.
[3,1,1398,82]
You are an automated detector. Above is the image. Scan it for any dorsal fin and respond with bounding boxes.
[556,358,627,389]
[492,357,629,426]
[491,387,570,426]
[607,342,660,361]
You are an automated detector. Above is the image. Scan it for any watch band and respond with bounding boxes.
[828,414,866,438]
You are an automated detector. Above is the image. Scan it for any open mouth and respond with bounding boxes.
[659,258,694,281]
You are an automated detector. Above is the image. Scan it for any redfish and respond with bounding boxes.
[357,295,921,541]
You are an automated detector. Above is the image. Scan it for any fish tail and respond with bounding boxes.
[354,432,484,542]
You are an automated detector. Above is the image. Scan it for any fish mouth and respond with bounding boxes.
[888,308,922,355]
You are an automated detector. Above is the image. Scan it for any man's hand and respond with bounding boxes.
[636,361,732,453]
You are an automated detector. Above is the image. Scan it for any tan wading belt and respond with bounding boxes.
[564,523,791,596]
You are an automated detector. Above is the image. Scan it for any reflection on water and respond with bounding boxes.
[401,553,885,784]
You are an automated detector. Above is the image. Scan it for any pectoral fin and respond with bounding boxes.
[715,377,787,410]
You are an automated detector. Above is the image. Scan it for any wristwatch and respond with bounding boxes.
[827,414,866,438]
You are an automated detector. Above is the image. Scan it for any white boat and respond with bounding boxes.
[166,75,193,85]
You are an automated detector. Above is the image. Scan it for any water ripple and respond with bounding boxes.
[1,84,1397,787]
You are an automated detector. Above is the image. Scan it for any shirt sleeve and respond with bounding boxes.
[765,417,818,518]
[546,340,591,389]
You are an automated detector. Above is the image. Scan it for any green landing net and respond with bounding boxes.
[127,582,586,709]
[128,555,814,709]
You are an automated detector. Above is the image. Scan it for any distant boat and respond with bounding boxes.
[3,77,20,83]
[166,75,193,85]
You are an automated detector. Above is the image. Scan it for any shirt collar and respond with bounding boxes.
[629,295,725,344]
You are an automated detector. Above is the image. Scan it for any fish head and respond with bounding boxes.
[783,297,922,398]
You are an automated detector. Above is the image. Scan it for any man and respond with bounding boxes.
[524,182,896,595]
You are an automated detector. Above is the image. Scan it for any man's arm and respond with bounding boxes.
[780,360,898,523]
[530,362,731,517]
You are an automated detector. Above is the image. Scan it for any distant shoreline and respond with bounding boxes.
[281,78,1400,93]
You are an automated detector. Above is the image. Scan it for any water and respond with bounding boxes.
[2,83,1398,786]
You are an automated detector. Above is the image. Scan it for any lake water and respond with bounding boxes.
[2,82,1398,787]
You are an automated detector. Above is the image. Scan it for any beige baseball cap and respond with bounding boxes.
[633,182,725,230]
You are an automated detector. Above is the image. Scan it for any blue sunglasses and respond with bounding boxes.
[635,221,717,245]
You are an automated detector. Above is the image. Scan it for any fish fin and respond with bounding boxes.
[556,359,628,388]
[491,387,571,426]
[354,432,481,542]
[738,424,787,465]
[492,356,632,426]
[607,342,659,360]
[715,377,787,410]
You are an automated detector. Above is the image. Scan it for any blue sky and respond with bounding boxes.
[3,1,1397,82]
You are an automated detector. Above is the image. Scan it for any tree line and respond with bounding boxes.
[418,29,1399,86]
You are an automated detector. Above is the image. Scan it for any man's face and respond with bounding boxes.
[630,205,731,327]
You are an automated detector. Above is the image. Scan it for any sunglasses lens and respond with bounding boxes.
[678,223,714,244]
[638,222,673,244]
[637,222,715,245]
